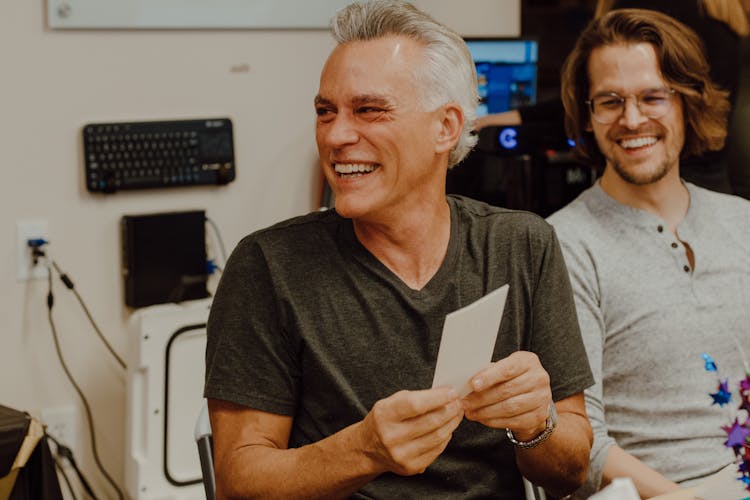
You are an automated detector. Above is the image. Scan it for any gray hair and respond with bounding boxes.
[331,0,479,168]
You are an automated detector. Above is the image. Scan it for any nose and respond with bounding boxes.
[619,95,648,129]
[317,112,359,149]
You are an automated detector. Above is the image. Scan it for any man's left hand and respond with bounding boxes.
[461,351,551,440]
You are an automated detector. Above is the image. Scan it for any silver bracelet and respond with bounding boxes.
[505,402,558,449]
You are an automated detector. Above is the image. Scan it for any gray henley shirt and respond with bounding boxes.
[548,181,750,496]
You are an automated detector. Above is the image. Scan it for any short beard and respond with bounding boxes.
[609,157,673,186]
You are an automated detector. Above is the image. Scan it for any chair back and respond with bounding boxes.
[194,403,215,500]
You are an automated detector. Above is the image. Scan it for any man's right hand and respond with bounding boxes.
[358,386,464,476]
[209,388,463,498]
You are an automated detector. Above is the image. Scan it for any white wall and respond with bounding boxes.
[1,1,518,498]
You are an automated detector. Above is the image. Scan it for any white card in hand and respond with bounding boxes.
[431,284,509,397]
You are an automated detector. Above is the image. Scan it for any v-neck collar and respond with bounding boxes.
[342,197,461,298]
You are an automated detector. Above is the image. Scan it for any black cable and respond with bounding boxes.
[47,433,96,500]
[48,259,126,370]
[205,216,228,265]
[31,245,126,371]
[45,265,124,500]
[53,456,79,500]
[48,433,94,499]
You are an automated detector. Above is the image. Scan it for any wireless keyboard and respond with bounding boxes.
[83,118,235,193]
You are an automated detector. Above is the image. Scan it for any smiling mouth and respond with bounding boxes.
[334,162,380,178]
[619,136,658,149]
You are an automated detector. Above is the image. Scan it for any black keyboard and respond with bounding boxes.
[83,118,235,193]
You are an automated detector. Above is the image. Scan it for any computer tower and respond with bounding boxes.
[121,210,209,308]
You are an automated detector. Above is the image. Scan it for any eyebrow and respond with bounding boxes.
[352,95,392,107]
[314,95,331,106]
[314,94,393,107]
[590,87,669,98]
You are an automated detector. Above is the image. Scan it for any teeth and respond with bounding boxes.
[334,163,376,174]
[620,137,657,149]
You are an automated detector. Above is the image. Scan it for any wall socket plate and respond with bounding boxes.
[41,405,79,461]
[16,219,49,281]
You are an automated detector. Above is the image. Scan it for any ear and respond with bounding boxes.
[585,119,593,132]
[434,103,464,154]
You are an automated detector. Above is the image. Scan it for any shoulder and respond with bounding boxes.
[241,209,341,246]
[544,186,621,273]
[690,183,750,210]
[232,209,345,264]
[450,195,554,240]
[546,186,604,241]
[688,184,750,230]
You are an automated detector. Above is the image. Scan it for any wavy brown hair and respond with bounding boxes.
[595,0,749,36]
[560,8,730,169]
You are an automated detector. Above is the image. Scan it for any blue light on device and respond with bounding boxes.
[498,127,519,150]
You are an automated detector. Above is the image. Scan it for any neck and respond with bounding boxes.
[600,165,690,233]
[353,197,451,290]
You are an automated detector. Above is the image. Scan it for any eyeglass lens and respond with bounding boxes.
[588,88,673,124]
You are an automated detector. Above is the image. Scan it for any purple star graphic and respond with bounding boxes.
[723,420,750,448]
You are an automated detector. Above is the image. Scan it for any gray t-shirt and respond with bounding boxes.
[205,195,593,499]
[548,182,750,496]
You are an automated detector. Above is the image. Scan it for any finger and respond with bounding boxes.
[405,398,464,434]
[389,411,464,476]
[383,398,463,447]
[464,391,544,423]
[387,387,459,420]
[467,402,548,435]
[407,409,464,457]
[462,369,547,411]
[469,351,539,392]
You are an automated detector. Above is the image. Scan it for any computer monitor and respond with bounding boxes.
[465,38,538,116]
[448,38,592,217]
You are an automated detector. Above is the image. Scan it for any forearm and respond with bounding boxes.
[602,445,680,498]
[216,420,381,500]
[515,411,593,498]
[212,389,463,499]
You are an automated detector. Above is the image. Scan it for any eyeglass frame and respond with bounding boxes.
[585,87,677,125]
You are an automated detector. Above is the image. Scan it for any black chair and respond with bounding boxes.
[194,404,215,500]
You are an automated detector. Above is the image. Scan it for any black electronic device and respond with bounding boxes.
[474,123,573,157]
[448,125,594,217]
[83,118,235,193]
[121,210,209,308]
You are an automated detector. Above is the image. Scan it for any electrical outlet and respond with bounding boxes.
[16,219,49,281]
[41,405,78,458]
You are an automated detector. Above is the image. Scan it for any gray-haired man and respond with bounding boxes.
[205,1,594,497]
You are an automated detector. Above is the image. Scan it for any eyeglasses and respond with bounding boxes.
[586,87,676,124]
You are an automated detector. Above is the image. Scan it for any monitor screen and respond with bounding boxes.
[465,38,538,116]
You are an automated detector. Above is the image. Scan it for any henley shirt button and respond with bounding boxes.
[657,225,664,233]
[671,242,678,249]
[683,265,690,272]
